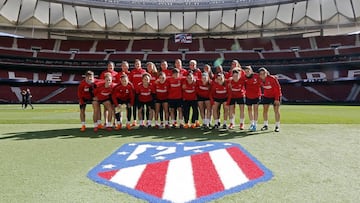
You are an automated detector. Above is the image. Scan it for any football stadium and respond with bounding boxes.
[0,0,359,202]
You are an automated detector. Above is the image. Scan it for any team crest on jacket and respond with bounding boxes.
[87,142,273,203]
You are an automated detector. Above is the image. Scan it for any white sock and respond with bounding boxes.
[165,120,169,125]
[155,121,159,125]
[264,120,269,126]
[240,118,244,124]
[147,120,151,126]
[81,122,85,126]
[172,120,175,124]
[139,120,143,125]
[251,120,255,125]
[94,123,98,127]
[276,122,280,127]
[230,118,235,124]
[215,119,219,125]
[204,119,208,125]
[97,120,102,125]
[106,122,111,127]
[255,120,258,126]
[223,120,227,125]
[126,121,130,124]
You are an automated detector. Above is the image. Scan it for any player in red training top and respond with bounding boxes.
[227,69,246,130]
[175,59,188,77]
[244,66,262,132]
[100,61,118,81]
[160,60,172,78]
[188,60,202,80]
[196,72,212,129]
[93,73,116,132]
[203,64,214,80]
[210,73,230,130]
[115,61,131,83]
[112,74,134,131]
[146,62,159,84]
[154,72,170,128]
[259,67,282,132]
[129,59,146,127]
[135,73,154,128]
[77,70,96,132]
[168,68,184,128]
[182,72,200,129]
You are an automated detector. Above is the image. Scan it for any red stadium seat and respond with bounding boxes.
[223,52,261,61]
[59,40,94,52]
[315,35,356,48]
[185,52,221,61]
[238,38,273,51]
[168,38,200,51]
[108,53,144,61]
[298,49,335,58]
[147,53,182,61]
[0,48,33,58]
[37,51,71,60]
[96,39,129,52]
[74,53,106,61]
[0,37,14,48]
[202,38,235,51]
[17,38,55,50]
[337,46,360,55]
[275,37,311,50]
[262,51,297,59]
[132,39,164,51]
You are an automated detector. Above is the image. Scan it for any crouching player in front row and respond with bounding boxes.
[93,73,116,132]
[259,67,282,132]
[78,70,96,132]
[112,74,134,130]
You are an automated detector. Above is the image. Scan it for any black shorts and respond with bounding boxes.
[197,96,210,102]
[261,97,281,105]
[214,98,227,103]
[246,97,260,106]
[117,99,131,106]
[230,98,245,105]
[168,99,183,109]
[138,101,154,109]
[98,98,112,104]
[79,99,92,109]
[155,99,168,104]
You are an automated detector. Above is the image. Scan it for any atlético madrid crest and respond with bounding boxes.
[87,142,273,203]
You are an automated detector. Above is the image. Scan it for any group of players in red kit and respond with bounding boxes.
[78,59,282,133]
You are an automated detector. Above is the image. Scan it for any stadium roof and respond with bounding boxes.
[0,0,359,38]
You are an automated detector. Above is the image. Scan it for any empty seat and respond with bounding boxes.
[298,49,335,58]
[338,46,360,55]
[0,48,33,58]
[37,51,71,60]
[223,52,261,61]
[147,53,182,61]
[59,40,94,51]
[262,51,296,59]
[74,53,106,61]
[185,53,221,61]
[96,40,129,52]
[108,53,144,61]
[202,38,235,51]
[315,35,356,48]
[17,38,55,50]
[275,37,311,50]
[238,38,273,50]
[0,37,14,48]
[168,38,200,51]
[132,39,164,51]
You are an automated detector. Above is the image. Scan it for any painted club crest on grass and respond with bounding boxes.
[87,142,273,203]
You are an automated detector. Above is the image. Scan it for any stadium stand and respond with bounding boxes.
[0,37,14,48]
[108,53,145,61]
[96,40,129,52]
[338,46,360,56]
[202,38,236,51]
[37,51,71,60]
[0,48,33,58]
[238,38,273,51]
[315,35,356,48]
[17,38,55,50]
[185,52,221,61]
[223,51,261,61]
[146,53,183,61]
[132,39,164,51]
[262,51,297,60]
[59,40,94,52]
[168,38,200,51]
[275,37,311,50]
[298,49,336,58]
[73,53,107,61]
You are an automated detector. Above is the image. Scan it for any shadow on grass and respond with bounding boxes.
[0,127,273,141]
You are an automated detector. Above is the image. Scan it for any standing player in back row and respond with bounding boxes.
[259,67,282,132]
[129,59,146,127]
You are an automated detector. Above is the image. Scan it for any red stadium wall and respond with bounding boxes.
[0,65,359,104]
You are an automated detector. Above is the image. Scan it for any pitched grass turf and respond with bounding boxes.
[0,104,359,202]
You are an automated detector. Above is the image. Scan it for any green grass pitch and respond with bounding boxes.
[0,104,359,202]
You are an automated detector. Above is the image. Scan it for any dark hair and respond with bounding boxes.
[172,68,180,74]
[258,67,269,74]
[85,70,94,76]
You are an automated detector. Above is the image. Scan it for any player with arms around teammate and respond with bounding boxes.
[136,73,155,128]
[129,59,146,127]
[77,70,96,132]
[210,73,230,130]
[259,67,282,132]
[93,73,115,132]
[112,74,134,130]
[244,66,262,132]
